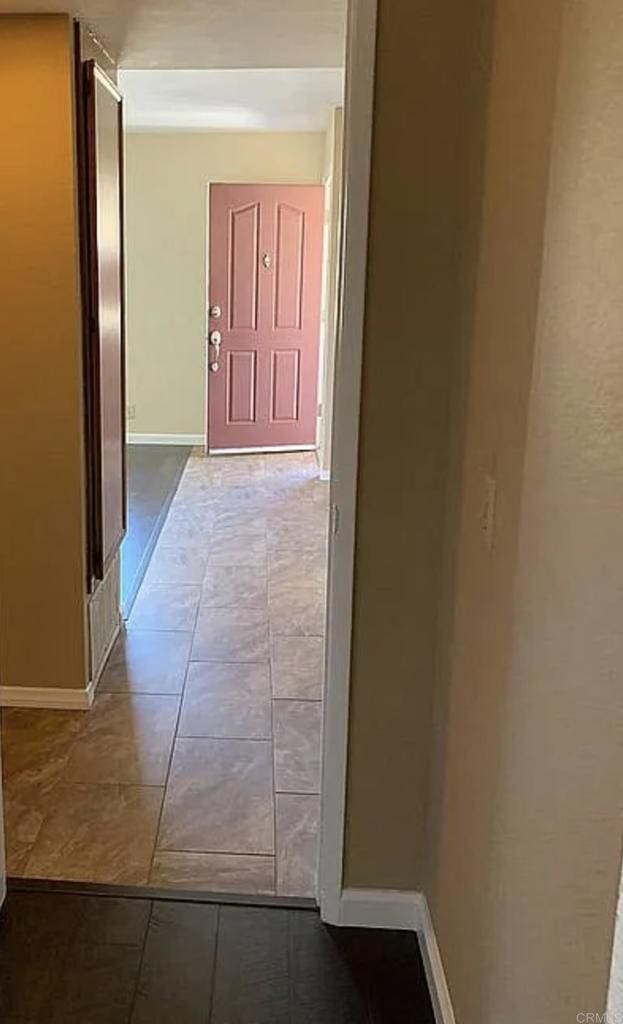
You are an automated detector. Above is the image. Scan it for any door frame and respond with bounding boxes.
[203,183,325,456]
[318,0,378,923]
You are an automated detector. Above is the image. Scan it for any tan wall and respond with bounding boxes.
[0,14,88,691]
[343,0,485,889]
[125,131,326,437]
[426,0,623,1021]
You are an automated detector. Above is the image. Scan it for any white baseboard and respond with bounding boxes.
[331,887,425,930]
[326,888,455,1024]
[1,609,120,712]
[210,445,316,455]
[128,433,203,446]
[417,896,457,1024]
[0,679,96,710]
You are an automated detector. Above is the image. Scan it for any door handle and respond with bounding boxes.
[209,330,222,373]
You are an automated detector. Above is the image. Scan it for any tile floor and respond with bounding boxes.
[0,887,436,1023]
[1,452,328,897]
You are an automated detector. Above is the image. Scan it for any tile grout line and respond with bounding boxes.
[129,896,155,1018]
[145,589,199,884]
[265,509,280,899]
[157,847,276,859]
[273,790,321,798]
[142,455,210,885]
[207,903,221,1023]
[269,712,280,901]
[178,733,271,743]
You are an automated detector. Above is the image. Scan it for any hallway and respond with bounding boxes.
[1,453,328,897]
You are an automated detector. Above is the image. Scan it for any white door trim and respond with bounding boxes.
[318,0,379,924]
[209,445,316,455]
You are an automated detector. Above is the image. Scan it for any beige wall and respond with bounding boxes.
[425,0,623,1021]
[343,0,485,889]
[0,14,89,692]
[125,131,325,438]
[346,0,623,1015]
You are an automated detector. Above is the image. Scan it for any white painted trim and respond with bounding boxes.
[332,887,425,930]
[127,433,203,445]
[319,468,331,482]
[418,896,457,1024]
[90,617,122,695]
[204,183,212,453]
[0,680,96,710]
[126,126,337,136]
[209,445,316,455]
[318,0,378,925]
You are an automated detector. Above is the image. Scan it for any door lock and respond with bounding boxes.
[209,304,222,319]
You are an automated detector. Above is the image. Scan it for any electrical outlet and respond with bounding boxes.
[480,473,497,551]
[126,404,136,421]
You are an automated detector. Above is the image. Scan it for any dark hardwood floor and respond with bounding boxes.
[121,444,191,616]
[0,887,435,1023]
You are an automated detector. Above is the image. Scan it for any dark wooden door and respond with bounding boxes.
[83,61,126,581]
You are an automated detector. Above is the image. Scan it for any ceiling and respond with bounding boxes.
[119,68,344,132]
[0,0,347,68]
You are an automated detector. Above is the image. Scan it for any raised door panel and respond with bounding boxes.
[261,188,324,447]
[227,350,258,424]
[229,203,260,331]
[270,350,301,423]
[273,203,305,330]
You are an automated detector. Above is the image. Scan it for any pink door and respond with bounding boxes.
[207,183,324,451]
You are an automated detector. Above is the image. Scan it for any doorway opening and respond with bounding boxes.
[1,31,353,905]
